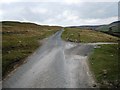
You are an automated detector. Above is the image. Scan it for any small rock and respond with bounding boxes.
[18,41,21,43]
[7,51,11,54]
[113,80,119,87]
[11,46,15,48]
[7,31,10,33]
[109,38,112,40]
[110,54,113,56]
[109,83,113,86]
[103,80,109,85]
[84,54,87,56]
[103,75,107,78]
[94,45,101,49]
[20,44,23,47]
[92,84,97,87]
[103,69,107,75]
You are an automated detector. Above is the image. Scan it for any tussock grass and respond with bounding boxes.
[62,28,118,43]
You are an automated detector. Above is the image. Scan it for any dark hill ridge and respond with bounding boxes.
[1,21,62,33]
[1,21,62,27]
[1,21,42,28]
[96,21,120,37]
[110,21,120,25]
[68,25,100,30]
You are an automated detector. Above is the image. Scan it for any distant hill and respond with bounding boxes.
[68,25,100,30]
[96,21,120,32]
[96,21,120,37]
[67,21,120,37]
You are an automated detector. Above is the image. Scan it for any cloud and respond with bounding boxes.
[0,0,119,4]
[57,16,118,26]
[61,10,79,21]
[82,16,117,25]
[0,10,3,20]
[0,0,20,4]
[64,0,83,5]
[31,7,48,14]
[0,1,118,26]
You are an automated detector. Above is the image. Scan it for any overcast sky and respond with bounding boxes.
[0,0,119,26]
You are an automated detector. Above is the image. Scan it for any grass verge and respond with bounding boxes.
[61,28,118,43]
[2,21,62,78]
[89,44,120,88]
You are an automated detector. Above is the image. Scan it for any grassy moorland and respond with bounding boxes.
[89,44,119,88]
[2,21,62,78]
[61,28,118,43]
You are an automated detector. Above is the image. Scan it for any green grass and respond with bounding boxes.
[89,44,120,88]
[2,21,62,78]
[61,28,118,43]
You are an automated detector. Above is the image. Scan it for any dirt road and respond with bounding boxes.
[3,30,96,88]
